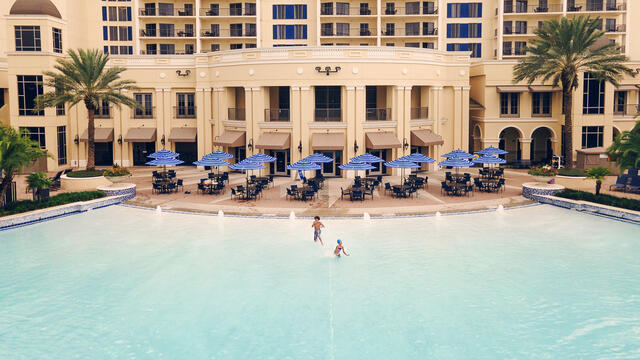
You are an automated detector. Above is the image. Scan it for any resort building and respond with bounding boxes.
[0,0,639,175]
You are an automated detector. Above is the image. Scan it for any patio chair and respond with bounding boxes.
[152,183,161,194]
[286,188,296,200]
[167,182,177,193]
[223,172,229,180]
[341,187,351,200]
[350,190,363,201]
[609,175,629,192]
[49,170,63,191]
[231,188,238,200]
[176,179,184,192]
[384,182,392,194]
[441,181,452,196]
[626,176,640,193]
[364,186,374,199]
[302,190,315,201]
[466,184,474,197]
[495,178,506,192]
[209,173,216,179]
[197,183,206,194]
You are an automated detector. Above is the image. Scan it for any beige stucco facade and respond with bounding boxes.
[0,0,639,175]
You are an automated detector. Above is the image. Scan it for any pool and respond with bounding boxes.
[0,205,638,359]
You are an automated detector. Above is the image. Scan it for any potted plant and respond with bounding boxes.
[527,164,559,183]
[103,165,131,183]
[584,167,611,195]
[26,172,53,202]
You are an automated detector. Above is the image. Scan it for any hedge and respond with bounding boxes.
[0,191,106,217]
[558,168,585,177]
[66,170,105,178]
[554,189,640,212]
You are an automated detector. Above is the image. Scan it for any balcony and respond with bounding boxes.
[410,107,429,119]
[321,27,377,37]
[174,106,196,119]
[265,109,290,122]
[381,28,431,37]
[503,26,540,35]
[199,7,256,16]
[567,1,626,12]
[606,24,626,33]
[366,108,390,121]
[320,6,378,16]
[614,103,640,116]
[228,108,246,121]
[201,29,256,37]
[133,107,155,119]
[139,8,196,17]
[141,29,195,38]
[381,6,438,15]
[504,4,564,13]
[315,108,342,122]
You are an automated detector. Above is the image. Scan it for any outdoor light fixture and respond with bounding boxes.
[117,135,123,145]
[176,69,191,77]
[403,138,409,151]
[73,135,79,144]
[315,66,341,76]
[161,135,166,146]
[248,138,254,151]
[353,140,359,153]
[298,140,303,153]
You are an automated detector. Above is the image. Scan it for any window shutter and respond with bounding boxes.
[272,5,277,19]
[476,44,481,57]
[447,3,452,17]
[446,24,452,38]
[128,46,133,55]
[303,25,307,39]
[127,7,132,21]
[103,26,108,40]
[273,25,277,39]
[104,46,109,54]
[476,24,482,37]
[302,5,307,19]
[477,3,482,16]
[285,5,294,19]
[102,6,107,20]
[127,27,132,40]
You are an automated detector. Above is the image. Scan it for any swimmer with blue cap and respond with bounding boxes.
[334,239,350,257]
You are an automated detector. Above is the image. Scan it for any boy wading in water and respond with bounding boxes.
[312,216,324,245]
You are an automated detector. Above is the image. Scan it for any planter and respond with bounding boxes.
[105,175,131,184]
[61,174,112,192]
[531,175,554,183]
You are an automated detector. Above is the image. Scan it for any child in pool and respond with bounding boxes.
[334,239,349,257]
[312,216,324,245]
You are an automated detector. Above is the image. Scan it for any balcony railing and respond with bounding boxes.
[381,6,438,15]
[139,8,195,16]
[199,7,256,16]
[411,107,429,119]
[503,26,540,35]
[265,108,290,122]
[366,108,390,121]
[321,27,377,36]
[504,4,564,13]
[134,106,155,119]
[201,29,256,37]
[503,48,527,56]
[614,103,639,116]
[605,24,626,32]
[381,28,431,36]
[567,1,626,12]
[141,29,195,38]
[174,106,196,118]
[315,108,342,122]
[228,108,246,121]
[320,6,377,15]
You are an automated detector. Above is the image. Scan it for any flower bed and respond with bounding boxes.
[555,189,640,212]
[0,191,105,217]
[66,170,104,178]
[528,164,559,177]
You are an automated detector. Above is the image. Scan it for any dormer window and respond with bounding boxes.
[15,26,41,52]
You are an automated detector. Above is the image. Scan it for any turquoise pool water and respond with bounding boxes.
[0,205,638,359]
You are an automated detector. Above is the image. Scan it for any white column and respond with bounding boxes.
[195,0,202,53]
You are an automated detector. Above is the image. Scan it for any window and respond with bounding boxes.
[245,3,257,15]
[246,23,257,36]
[108,6,118,20]
[211,44,220,52]
[159,24,175,37]
[185,44,194,54]
[110,45,119,54]
[606,19,617,32]
[146,44,157,54]
[504,21,513,34]
[504,0,514,13]
[447,3,482,17]
[15,26,41,51]
[405,42,420,47]
[406,23,420,36]
[294,25,306,39]
[109,26,118,40]
[406,2,420,14]
[134,93,153,117]
[273,5,286,18]
[273,25,286,39]
[120,45,131,54]
[614,91,626,114]
[447,24,481,38]
[581,126,603,148]
[514,41,526,55]
[57,126,67,165]
[336,23,349,36]
[515,0,528,12]
[500,92,519,116]
[446,43,481,57]
[118,6,128,20]
[503,41,512,55]
[321,2,333,15]
[586,0,603,11]
[118,26,128,41]
[144,3,156,15]
[245,43,257,48]
[532,92,552,116]
[230,43,243,50]
[423,1,436,14]
[230,3,242,16]
[583,73,605,114]
[158,3,174,16]
[20,127,46,149]
[95,100,110,117]
[273,4,305,18]
[230,24,243,37]
[422,42,435,49]
[17,75,44,116]
[145,23,157,37]
[177,93,195,117]
[321,23,333,36]
[360,23,370,36]
[423,22,436,35]
[515,21,527,34]
[293,5,306,18]
[159,44,175,54]
[52,28,62,53]
[336,2,349,15]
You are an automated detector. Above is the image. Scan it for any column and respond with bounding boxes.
[195,0,202,53]
[521,138,532,165]
[453,86,463,151]
[461,86,470,151]
[118,90,130,167]
[212,87,225,144]
[155,88,165,152]
[195,87,206,160]
[402,86,412,157]
[353,86,365,160]
[203,88,213,153]
[299,86,313,159]
[244,87,256,155]
[430,86,443,171]
[162,88,172,150]
[291,86,302,159]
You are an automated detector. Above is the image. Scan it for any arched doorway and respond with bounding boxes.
[531,127,553,164]
[471,125,482,154]
[613,126,621,141]
[499,127,522,163]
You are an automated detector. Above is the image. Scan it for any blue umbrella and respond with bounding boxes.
[352,153,384,163]
[400,153,435,163]
[472,156,507,165]
[339,161,376,177]
[476,146,509,156]
[247,153,277,163]
[287,160,321,171]
[438,157,473,169]
[148,149,179,159]
[146,157,184,166]
[193,158,230,167]
[203,151,234,160]
[303,153,334,163]
[385,159,420,185]
[442,149,474,159]
[229,159,266,171]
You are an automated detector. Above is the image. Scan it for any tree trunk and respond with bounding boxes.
[0,171,14,208]
[595,180,602,195]
[87,108,96,171]
[562,89,574,168]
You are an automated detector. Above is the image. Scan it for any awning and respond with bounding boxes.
[576,147,607,154]
[124,128,156,142]
[496,86,529,93]
[312,132,344,150]
[255,132,290,150]
[469,97,485,110]
[529,85,561,92]
[616,84,638,91]
[365,132,401,149]
[168,127,197,142]
[411,129,444,147]
[79,128,113,143]
[214,130,245,147]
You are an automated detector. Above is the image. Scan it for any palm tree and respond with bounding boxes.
[513,16,635,168]
[0,126,49,207]
[584,166,611,195]
[35,49,139,171]
[607,121,640,172]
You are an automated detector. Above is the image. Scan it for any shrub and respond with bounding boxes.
[0,191,105,217]
[558,168,585,177]
[66,170,105,178]
[555,189,640,212]
[528,164,558,177]
[103,165,130,177]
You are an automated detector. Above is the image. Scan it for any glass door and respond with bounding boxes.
[320,150,342,177]
[269,150,290,176]
[366,149,387,175]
